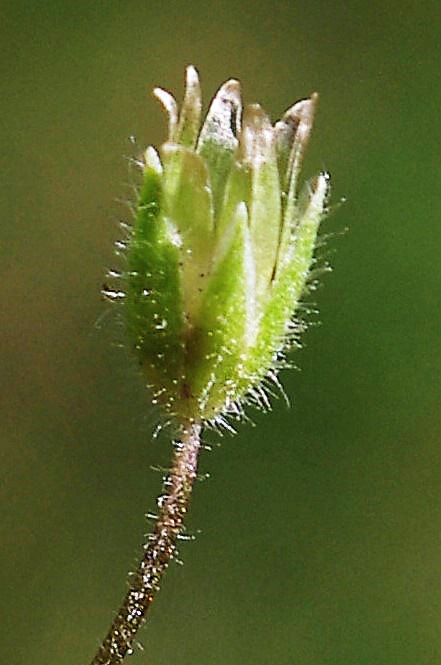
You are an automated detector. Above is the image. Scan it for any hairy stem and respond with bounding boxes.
[90,420,202,665]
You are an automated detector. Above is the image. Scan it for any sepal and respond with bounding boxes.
[189,202,255,418]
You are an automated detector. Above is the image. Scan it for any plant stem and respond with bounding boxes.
[90,420,202,665]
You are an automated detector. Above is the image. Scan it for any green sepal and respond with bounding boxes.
[246,173,329,381]
[125,149,185,412]
[161,144,214,321]
[186,202,255,419]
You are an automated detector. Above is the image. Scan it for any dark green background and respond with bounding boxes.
[2,1,441,663]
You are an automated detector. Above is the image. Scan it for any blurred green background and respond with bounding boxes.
[1,1,441,663]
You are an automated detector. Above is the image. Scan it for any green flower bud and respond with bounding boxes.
[117,66,330,425]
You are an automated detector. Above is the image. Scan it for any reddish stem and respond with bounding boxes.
[90,421,202,664]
